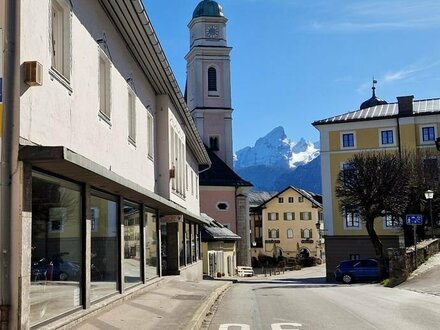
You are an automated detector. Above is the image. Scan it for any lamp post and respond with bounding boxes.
[425,190,434,239]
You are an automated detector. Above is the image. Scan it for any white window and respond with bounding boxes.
[379,128,396,147]
[301,229,312,239]
[98,50,111,121]
[170,126,186,197]
[300,212,311,220]
[287,229,293,239]
[268,229,279,239]
[341,131,356,149]
[128,89,136,144]
[344,207,360,228]
[420,125,437,144]
[383,213,402,229]
[284,212,294,221]
[51,0,71,81]
[268,212,279,221]
[147,111,154,159]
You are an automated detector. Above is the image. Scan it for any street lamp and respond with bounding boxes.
[425,190,434,239]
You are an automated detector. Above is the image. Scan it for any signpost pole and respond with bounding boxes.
[413,225,417,269]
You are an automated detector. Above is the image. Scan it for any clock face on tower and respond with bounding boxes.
[205,25,219,38]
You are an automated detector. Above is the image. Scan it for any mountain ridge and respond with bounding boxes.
[234,127,321,193]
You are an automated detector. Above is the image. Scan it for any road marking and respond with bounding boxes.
[271,323,303,330]
[219,324,250,330]
[218,323,303,330]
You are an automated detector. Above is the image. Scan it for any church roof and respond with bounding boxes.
[193,0,224,19]
[199,148,252,187]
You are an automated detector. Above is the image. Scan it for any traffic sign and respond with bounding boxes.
[406,214,423,225]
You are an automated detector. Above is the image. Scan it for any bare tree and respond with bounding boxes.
[335,151,412,278]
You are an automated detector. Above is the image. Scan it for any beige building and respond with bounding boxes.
[313,89,440,280]
[251,187,324,263]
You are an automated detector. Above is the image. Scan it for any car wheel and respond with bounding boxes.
[342,274,352,284]
[59,272,68,281]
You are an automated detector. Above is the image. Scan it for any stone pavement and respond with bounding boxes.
[68,277,232,330]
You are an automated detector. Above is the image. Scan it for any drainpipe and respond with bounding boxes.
[1,0,20,328]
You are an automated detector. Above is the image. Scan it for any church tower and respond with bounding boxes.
[186,0,234,168]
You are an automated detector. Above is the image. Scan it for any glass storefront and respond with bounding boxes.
[145,209,158,279]
[90,192,119,301]
[185,222,191,264]
[179,221,185,267]
[30,172,83,326]
[123,201,142,286]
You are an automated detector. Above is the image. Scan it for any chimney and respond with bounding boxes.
[397,95,414,116]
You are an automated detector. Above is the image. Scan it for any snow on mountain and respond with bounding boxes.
[234,126,319,170]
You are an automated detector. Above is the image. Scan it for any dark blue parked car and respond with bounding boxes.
[334,259,383,284]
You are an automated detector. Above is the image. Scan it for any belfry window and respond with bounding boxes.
[208,67,217,92]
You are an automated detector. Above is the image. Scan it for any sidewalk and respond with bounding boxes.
[69,277,232,330]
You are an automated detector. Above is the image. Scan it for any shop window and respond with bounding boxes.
[90,192,118,301]
[186,222,192,265]
[145,208,158,279]
[123,201,141,287]
[31,172,82,326]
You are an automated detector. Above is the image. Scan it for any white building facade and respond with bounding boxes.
[0,0,210,328]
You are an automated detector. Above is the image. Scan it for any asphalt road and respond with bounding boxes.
[206,265,440,330]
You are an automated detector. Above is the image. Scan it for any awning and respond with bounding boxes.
[19,145,206,224]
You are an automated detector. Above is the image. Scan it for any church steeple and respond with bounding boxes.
[186,0,234,168]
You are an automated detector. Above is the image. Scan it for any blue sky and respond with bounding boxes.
[144,0,440,151]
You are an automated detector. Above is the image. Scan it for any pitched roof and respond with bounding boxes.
[257,186,322,209]
[199,148,253,187]
[313,98,440,126]
[200,213,240,241]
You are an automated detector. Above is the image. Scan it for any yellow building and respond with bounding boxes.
[251,187,324,264]
[313,91,440,280]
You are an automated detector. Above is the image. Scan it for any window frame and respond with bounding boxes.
[283,212,295,221]
[98,49,112,123]
[344,207,361,229]
[268,212,279,221]
[379,128,396,147]
[147,111,154,160]
[420,125,436,144]
[128,88,136,145]
[340,131,356,149]
[207,66,219,96]
[300,212,312,220]
[50,0,72,88]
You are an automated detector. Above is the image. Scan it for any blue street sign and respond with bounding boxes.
[406,214,423,225]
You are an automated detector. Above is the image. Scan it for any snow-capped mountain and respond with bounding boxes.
[234,126,320,170]
[234,127,321,193]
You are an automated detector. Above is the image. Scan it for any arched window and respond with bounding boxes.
[208,67,217,92]
[209,136,219,151]
[268,229,279,238]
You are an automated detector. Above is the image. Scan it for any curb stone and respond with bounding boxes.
[184,281,233,330]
